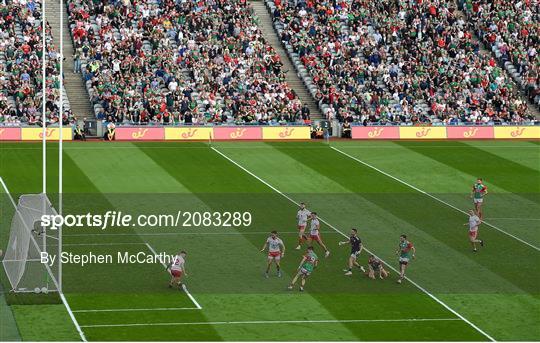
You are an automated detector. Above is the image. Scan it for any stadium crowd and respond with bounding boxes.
[460,0,539,107]
[66,0,309,125]
[272,0,537,125]
[1,0,536,128]
[0,0,71,126]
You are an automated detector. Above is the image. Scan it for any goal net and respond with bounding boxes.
[2,194,61,293]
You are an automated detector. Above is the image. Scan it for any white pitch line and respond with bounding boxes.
[63,231,339,237]
[60,242,147,247]
[1,145,537,151]
[0,177,87,342]
[210,147,496,342]
[145,243,202,310]
[331,146,540,252]
[80,317,461,328]
[73,307,199,313]
[486,218,540,221]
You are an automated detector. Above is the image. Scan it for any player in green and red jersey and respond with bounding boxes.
[288,246,319,291]
[471,178,488,219]
[396,234,415,284]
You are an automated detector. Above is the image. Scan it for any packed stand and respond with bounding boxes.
[66,0,307,125]
[0,0,72,126]
[274,0,400,123]
[460,0,540,109]
[272,0,536,124]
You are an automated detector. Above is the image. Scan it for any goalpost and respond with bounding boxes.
[1,0,64,294]
[0,1,86,340]
[1,190,61,293]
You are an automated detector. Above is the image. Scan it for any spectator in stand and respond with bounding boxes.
[273,0,536,125]
[66,0,306,125]
[0,0,72,126]
[461,0,539,111]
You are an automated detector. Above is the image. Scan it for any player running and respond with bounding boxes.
[307,212,330,257]
[367,255,388,279]
[260,230,286,278]
[288,246,319,291]
[166,250,187,289]
[396,235,415,284]
[465,209,484,252]
[295,203,311,250]
[471,178,488,218]
[338,228,365,275]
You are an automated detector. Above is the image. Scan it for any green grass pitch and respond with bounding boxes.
[0,140,538,341]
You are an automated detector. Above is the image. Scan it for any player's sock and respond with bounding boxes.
[480,240,484,247]
[299,286,304,292]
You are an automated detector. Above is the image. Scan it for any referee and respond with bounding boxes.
[339,228,366,275]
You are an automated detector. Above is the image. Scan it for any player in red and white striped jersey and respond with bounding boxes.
[261,231,286,278]
[166,251,187,289]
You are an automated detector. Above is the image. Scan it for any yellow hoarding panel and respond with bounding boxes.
[494,126,540,139]
[21,127,73,141]
[164,127,213,140]
[399,127,447,139]
[262,126,310,140]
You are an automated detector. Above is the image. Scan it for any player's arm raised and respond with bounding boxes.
[338,239,349,246]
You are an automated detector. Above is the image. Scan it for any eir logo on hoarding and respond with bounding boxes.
[181,128,198,139]
[368,127,384,138]
[230,128,247,139]
[278,128,295,138]
[132,128,148,139]
[510,127,526,138]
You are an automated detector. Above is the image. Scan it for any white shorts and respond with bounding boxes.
[473,198,483,204]
[350,250,361,258]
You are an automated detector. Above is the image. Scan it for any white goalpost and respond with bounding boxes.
[0,0,85,340]
[1,0,64,295]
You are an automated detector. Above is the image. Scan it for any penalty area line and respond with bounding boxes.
[80,318,461,328]
[63,231,340,237]
[72,307,199,313]
[330,146,540,252]
[144,243,202,310]
[210,147,496,342]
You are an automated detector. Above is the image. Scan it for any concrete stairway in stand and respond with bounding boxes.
[251,1,322,120]
[45,0,93,121]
